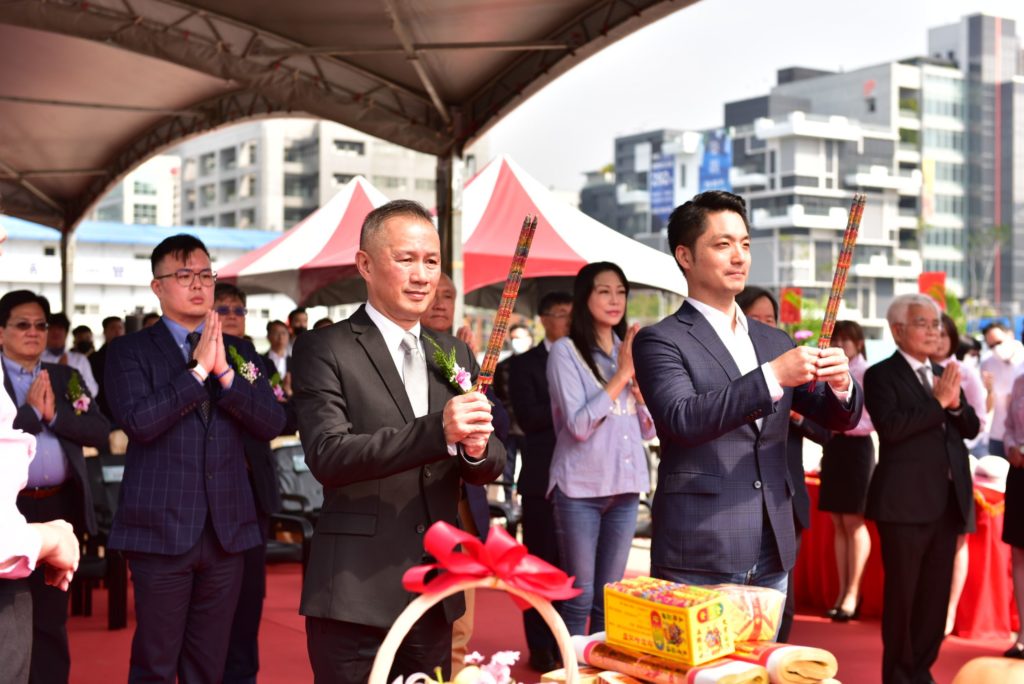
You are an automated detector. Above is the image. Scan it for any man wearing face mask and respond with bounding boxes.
[41,313,99,399]
[71,326,94,357]
[493,324,533,502]
[981,322,1024,457]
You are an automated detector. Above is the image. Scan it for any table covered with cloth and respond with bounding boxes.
[793,477,1018,639]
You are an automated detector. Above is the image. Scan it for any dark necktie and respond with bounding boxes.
[186,332,212,423]
[916,366,933,397]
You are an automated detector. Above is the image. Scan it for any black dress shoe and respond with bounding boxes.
[1003,643,1024,659]
[832,604,861,623]
[825,607,840,619]
[528,649,559,672]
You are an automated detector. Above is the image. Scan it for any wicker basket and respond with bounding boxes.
[368,576,580,684]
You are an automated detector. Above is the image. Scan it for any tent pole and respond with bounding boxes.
[59,228,76,318]
[436,153,465,334]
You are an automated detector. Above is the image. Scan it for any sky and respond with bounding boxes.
[474,0,1024,193]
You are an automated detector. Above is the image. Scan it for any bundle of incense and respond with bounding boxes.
[606,577,717,608]
[573,634,769,684]
[474,215,538,394]
[707,585,785,642]
[810,193,865,391]
[727,641,838,684]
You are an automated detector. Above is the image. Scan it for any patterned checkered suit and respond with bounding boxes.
[634,301,862,575]
[105,320,286,554]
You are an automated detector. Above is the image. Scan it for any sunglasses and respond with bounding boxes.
[7,320,49,332]
[215,306,247,317]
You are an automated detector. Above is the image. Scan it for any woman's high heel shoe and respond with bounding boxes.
[831,600,861,623]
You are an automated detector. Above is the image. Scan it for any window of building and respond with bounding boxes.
[284,174,318,200]
[373,175,408,191]
[240,141,258,166]
[96,205,121,222]
[239,208,257,228]
[333,140,365,156]
[183,158,197,182]
[200,152,216,176]
[199,215,216,226]
[199,184,216,208]
[333,173,355,185]
[133,204,158,224]
[185,188,197,211]
[221,178,238,202]
[220,147,238,171]
[239,174,257,198]
[284,139,318,163]
[284,207,315,227]
[133,181,157,196]
[218,211,236,227]
[414,178,435,191]
[43,246,56,257]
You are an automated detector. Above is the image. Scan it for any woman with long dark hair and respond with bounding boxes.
[546,261,655,635]
[819,320,875,622]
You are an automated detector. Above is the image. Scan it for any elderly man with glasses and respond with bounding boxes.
[104,234,286,684]
[864,293,979,684]
[0,289,110,683]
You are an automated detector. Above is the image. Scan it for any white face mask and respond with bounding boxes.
[995,341,1016,362]
[510,337,532,355]
[961,355,979,370]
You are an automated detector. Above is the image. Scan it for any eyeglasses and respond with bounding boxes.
[6,320,48,332]
[215,306,247,317]
[154,269,217,287]
[907,318,941,330]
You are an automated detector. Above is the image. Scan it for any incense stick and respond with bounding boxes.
[475,215,538,393]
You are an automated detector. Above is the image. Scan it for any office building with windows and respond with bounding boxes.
[90,155,181,227]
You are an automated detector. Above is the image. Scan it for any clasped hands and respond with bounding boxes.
[769,346,852,392]
[191,311,233,385]
[26,370,55,422]
[443,392,493,458]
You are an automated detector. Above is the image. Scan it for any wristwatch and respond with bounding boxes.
[188,359,209,381]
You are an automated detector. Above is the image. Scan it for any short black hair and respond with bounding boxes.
[102,316,123,330]
[48,312,71,331]
[666,190,749,274]
[735,286,778,320]
[0,290,51,327]
[982,321,1011,336]
[142,312,161,325]
[72,325,92,336]
[939,313,960,356]
[214,282,247,305]
[313,317,334,330]
[266,320,289,335]
[509,323,529,334]
[359,199,434,251]
[288,308,307,322]
[150,234,210,274]
[538,291,572,316]
[956,335,981,360]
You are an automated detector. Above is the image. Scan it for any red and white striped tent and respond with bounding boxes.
[462,155,686,311]
[217,176,388,305]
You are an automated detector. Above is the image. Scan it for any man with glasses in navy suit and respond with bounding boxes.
[105,234,285,684]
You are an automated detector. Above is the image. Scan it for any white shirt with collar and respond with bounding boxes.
[266,350,288,378]
[687,297,783,430]
[364,301,476,462]
[364,301,422,382]
[898,348,933,389]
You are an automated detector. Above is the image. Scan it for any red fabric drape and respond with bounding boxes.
[793,478,1017,639]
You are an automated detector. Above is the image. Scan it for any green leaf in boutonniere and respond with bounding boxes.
[424,336,473,394]
[66,371,91,415]
[227,345,259,384]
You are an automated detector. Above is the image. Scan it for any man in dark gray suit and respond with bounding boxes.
[634,191,862,598]
[291,200,505,684]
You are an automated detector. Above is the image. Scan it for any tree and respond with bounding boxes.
[966,224,1009,303]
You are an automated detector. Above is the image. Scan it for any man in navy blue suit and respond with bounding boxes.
[634,191,862,601]
[105,235,286,684]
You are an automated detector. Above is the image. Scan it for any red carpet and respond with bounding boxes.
[68,563,1016,683]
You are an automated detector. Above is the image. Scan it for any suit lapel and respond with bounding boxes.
[3,369,15,404]
[351,308,415,424]
[677,302,742,381]
[892,352,934,402]
[151,320,189,369]
[422,329,453,415]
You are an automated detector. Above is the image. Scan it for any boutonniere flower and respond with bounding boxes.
[424,336,473,394]
[395,650,520,684]
[67,372,91,415]
[268,371,285,400]
[227,345,259,384]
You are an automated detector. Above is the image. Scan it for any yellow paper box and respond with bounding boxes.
[604,580,734,666]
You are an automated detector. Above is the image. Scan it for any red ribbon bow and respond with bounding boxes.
[402,521,581,610]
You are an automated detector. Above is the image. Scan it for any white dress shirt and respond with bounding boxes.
[266,350,288,378]
[688,297,783,430]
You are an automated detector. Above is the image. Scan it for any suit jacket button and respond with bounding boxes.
[753,480,762,489]
[423,466,431,478]
[207,472,214,480]
[416,524,426,534]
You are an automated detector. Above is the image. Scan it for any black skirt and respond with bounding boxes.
[819,434,875,515]
[1002,466,1024,547]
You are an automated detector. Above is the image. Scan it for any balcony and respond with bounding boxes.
[751,203,849,230]
[845,165,921,193]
